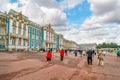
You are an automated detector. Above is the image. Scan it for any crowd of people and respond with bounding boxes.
[45,49,105,67]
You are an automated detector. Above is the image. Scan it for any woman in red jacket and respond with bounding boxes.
[46,50,52,64]
[60,49,64,61]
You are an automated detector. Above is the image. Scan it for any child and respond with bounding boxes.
[46,50,52,64]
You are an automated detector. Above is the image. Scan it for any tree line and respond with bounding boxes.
[97,42,119,49]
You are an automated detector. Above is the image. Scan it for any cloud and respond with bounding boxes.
[1,0,120,45]
[20,0,67,26]
[71,0,120,45]
[88,0,120,24]
[0,0,20,11]
[41,7,67,26]
[89,0,117,15]
[80,16,103,30]
[0,0,67,27]
[60,0,83,9]
[79,17,120,44]
[32,0,60,9]
[53,26,70,31]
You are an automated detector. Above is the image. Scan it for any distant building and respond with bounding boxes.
[79,43,97,50]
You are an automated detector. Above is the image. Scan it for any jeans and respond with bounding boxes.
[60,56,64,61]
[87,57,92,65]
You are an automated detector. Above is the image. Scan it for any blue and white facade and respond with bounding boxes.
[0,9,80,51]
[0,11,7,51]
[43,24,58,50]
[7,9,29,51]
[0,9,42,51]
[29,21,42,51]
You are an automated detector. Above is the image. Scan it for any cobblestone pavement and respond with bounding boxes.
[0,52,120,80]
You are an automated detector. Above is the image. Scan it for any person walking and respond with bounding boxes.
[74,49,77,57]
[46,50,52,64]
[65,49,68,56]
[82,50,86,57]
[98,50,104,66]
[60,49,64,61]
[87,49,94,65]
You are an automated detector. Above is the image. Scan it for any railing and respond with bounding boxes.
[10,33,17,37]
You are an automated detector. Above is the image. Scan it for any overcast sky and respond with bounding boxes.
[0,0,120,44]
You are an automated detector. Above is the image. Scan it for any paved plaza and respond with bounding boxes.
[0,52,120,80]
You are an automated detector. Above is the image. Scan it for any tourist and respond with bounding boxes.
[87,49,94,65]
[60,49,64,61]
[98,50,104,66]
[46,50,52,64]
[79,50,83,57]
[82,50,86,57]
[65,49,68,56]
[74,49,77,57]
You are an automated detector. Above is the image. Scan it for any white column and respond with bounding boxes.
[10,19,13,33]
[26,26,28,37]
[47,32,48,40]
[46,32,47,41]
[52,34,53,42]
[50,33,51,41]
[44,30,46,40]
[21,24,23,35]
[21,39,23,46]
[16,21,18,34]
[48,32,50,41]
[51,33,53,41]
[16,38,18,46]
[49,32,50,41]
[25,40,27,47]
[50,33,51,42]
[9,38,12,48]
[47,44,49,48]
[16,38,18,49]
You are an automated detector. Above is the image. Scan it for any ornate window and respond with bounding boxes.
[32,41,34,46]
[18,39,21,46]
[23,39,26,46]
[32,28,34,34]
[23,25,26,30]
[18,23,22,29]
[13,28,16,34]
[18,30,21,35]
[36,41,38,47]
[12,21,16,26]
[23,31,26,36]
[0,27,4,33]
[12,38,16,45]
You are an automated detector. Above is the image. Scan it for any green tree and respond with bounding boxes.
[97,42,119,49]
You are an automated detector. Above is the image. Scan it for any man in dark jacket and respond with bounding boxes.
[87,49,94,65]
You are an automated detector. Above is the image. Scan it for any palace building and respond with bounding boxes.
[0,9,80,51]
[0,11,7,51]
[7,9,30,51]
[29,21,42,51]
[42,24,58,50]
